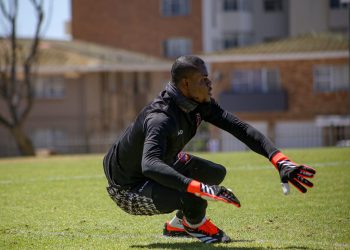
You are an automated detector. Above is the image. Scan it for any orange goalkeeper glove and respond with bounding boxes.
[271,152,316,195]
[187,180,240,207]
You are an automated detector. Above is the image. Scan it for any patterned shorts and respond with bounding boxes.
[106,185,161,216]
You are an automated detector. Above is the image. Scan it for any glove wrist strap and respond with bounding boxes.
[187,180,201,193]
[271,152,288,167]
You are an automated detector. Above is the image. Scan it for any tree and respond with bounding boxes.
[0,0,44,156]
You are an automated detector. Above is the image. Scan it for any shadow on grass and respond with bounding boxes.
[131,241,316,250]
[131,240,257,250]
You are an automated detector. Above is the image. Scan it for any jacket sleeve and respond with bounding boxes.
[141,112,191,192]
[202,100,279,159]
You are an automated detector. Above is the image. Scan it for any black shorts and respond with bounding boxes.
[105,152,226,217]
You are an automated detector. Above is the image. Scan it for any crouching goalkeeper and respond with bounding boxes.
[103,55,316,244]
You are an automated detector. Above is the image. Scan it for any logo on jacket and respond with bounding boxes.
[178,130,183,136]
[196,113,202,127]
[177,152,191,164]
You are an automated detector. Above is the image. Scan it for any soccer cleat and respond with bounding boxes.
[163,222,189,237]
[182,218,231,243]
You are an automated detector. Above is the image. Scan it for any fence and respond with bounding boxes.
[0,124,349,157]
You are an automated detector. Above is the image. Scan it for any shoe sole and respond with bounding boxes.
[163,229,191,237]
[183,224,232,243]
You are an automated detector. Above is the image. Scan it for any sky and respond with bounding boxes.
[0,0,71,40]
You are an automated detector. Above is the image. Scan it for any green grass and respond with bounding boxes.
[0,147,349,249]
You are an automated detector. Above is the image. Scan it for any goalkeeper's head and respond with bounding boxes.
[170,55,212,103]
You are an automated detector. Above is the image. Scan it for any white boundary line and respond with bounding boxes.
[3,229,350,248]
[0,161,349,185]
[232,161,350,171]
[0,175,104,185]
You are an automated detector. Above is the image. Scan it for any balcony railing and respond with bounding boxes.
[219,90,287,112]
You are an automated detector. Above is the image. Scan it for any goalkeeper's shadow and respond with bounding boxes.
[131,240,262,250]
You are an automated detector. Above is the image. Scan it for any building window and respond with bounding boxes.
[223,33,252,49]
[224,36,238,49]
[313,65,349,92]
[263,37,281,43]
[223,0,251,12]
[231,68,281,93]
[264,0,283,12]
[223,0,238,11]
[330,0,350,9]
[32,128,66,149]
[34,76,65,99]
[163,38,192,58]
[161,0,190,16]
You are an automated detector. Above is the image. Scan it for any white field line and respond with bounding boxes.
[231,160,350,171]
[3,229,350,248]
[0,160,349,185]
[0,175,104,185]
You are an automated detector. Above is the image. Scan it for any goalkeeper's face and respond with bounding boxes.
[185,65,212,103]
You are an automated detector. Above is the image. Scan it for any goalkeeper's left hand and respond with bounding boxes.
[187,180,241,207]
[271,152,316,195]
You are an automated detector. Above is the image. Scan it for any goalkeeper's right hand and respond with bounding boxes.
[271,152,316,195]
[187,180,241,208]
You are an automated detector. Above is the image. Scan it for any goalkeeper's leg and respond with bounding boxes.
[164,153,229,238]
[175,153,227,184]
[130,179,230,243]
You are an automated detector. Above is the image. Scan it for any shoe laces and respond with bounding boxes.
[197,219,219,236]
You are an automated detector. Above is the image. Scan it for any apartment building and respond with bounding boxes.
[71,0,203,59]
[0,39,171,156]
[203,33,349,151]
[71,0,349,58]
[203,0,349,52]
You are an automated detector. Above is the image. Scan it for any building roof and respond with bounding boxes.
[204,33,349,62]
[0,39,172,73]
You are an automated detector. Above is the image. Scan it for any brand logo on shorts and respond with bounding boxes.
[196,113,202,127]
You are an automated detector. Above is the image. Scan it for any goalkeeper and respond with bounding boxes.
[103,55,316,244]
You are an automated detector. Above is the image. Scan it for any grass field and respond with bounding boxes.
[0,147,349,249]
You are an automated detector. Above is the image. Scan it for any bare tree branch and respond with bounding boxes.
[0,43,9,93]
[0,0,45,155]
[7,0,19,125]
[21,0,44,123]
[0,0,12,21]
[0,113,12,128]
[26,0,44,66]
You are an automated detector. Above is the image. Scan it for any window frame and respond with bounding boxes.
[31,128,67,149]
[231,68,281,94]
[223,0,251,12]
[34,75,65,99]
[222,33,252,49]
[163,37,192,58]
[161,0,190,17]
[313,64,350,93]
[330,0,350,9]
[263,0,283,12]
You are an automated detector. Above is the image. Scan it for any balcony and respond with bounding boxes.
[219,90,287,112]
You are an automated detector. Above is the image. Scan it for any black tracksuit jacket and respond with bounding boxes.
[106,83,279,192]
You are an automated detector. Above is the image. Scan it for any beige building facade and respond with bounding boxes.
[0,40,171,156]
[0,34,348,156]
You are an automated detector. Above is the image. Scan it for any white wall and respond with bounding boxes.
[220,120,323,152]
[275,121,323,148]
[289,0,329,36]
